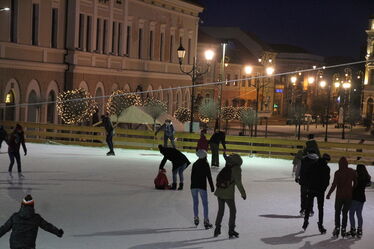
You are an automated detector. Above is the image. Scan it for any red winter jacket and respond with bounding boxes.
[196,134,209,151]
[154,172,169,190]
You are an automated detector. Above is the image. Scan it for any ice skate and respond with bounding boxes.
[106,151,115,156]
[299,209,305,217]
[170,183,177,190]
[18,173,25,179]
[194,217,199,226]
[204,219,213,229]
[214,226,221,237]
[346,228,356,238]
[229,230,239,239]
[356,227,362,238]
[332,227,340,238]
[318,222,326,234]
[177,183,183,190]
[341,227,347,238]
[302,220,309,231]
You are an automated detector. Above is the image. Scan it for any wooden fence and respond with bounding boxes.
[2,121,374,165]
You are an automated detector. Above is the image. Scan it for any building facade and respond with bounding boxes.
[0,0,203,123]
[363,18,374,120]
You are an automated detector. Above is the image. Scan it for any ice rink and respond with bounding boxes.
[1,143,374,249]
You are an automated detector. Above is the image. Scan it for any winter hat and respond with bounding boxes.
[339,157,348,168]
[196,149,207,159]
[22,195,34,206]
[225,154,243,167]
[322,153,331,161]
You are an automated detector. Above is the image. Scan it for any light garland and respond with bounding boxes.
[221,106,236,121]
[57,88,98,124]
[106,90,141,116]
[174,107,191,123]
[143,97,168,120]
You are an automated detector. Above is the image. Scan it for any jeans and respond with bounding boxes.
[191,189,209,220]
[210,143,219,166]
[164,135,175,148]
[8,151,22,173]
[349,200,364,229]
[106,131,114,152]
[172,163,187,184]
[335,198,352,228]
[304,191,324,224]
[215,197,236,232]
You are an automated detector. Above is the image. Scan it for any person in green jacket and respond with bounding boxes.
[214,153,246,238]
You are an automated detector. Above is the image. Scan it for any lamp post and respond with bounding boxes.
[319,79,331,142]
[177,44,214,133]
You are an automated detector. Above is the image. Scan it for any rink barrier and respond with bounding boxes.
[2,121,374,165]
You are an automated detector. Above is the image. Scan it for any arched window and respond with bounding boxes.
[27,90,38,122]
[5,90,15,121]
[367,98,373,120]
[47,91,56,123]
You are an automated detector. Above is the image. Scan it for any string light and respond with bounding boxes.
[57,89,97,124]
[106,90,141,117]
[174,107,191,123]
[221,106,236,121]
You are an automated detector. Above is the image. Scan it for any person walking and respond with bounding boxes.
[348,164,371,238]
[155,120,176,148]
[7,124,27,179]
[326,157,357,238]
[196,129,209,152]
[0,195,64,249]
[302,153,331,234]
[296,149,318,217]
[209,128,226,167]
[191,150,215,229]
[158,145,190,190]
[214,153,246,238]
[0,125,7,152]
[101,113,115,156]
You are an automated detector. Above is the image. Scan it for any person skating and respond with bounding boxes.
[7,124,27,179]
[214,153,246,238]
[296,149,318,218]
[0,125,7,151]
[155,120,176,148]
[303,134,321,157]
[101,113,115,156]
[191,150,215,229]
[0,195,64,249]
[158,145,190,190]
[302,153,331,234]
[196,129,209,152]
[347,164,371,238]
[326,157,357,238]
[209,128,226,167]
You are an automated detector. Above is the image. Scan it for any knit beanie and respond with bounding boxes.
[22,195,34,206]
[196,149,207,159]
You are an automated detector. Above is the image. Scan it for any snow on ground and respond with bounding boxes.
[1,143,374,249]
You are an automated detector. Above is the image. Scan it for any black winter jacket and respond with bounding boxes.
[307,158,330,193]
[352,177,371,202]
[159,147,191,171]
[299,153,319,187]
[102,116,114,133]
[0,206,61,249]
[190,158,214,191]
[209,131,226,149]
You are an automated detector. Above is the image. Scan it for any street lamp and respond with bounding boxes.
[266,66,274,76]
[244,65,253,75]
[0,7,10,11]
[177,44,214,133]
[308,77,315,84]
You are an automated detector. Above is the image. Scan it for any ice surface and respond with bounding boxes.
[1,143,374,249]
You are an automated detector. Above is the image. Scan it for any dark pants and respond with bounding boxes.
[164,135,175,148]
[300,185,314,212]
[304,191,325,224]
[335,198,352,228]
[215,197,236,232]
[211,143,219,166]
[106,131,114,152]
[8,151,22,173]
[349,200,364,229]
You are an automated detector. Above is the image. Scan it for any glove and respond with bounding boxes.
[57,229,64,238]
[242,194,246,200]
[295,178,299,183]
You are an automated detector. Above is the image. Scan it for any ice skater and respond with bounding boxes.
[158,145,190,190]
[101,113,115,156]
[301,153,330,234]
[0,125,7,151]
[7,124,27,179]
[326,157,357,238]
[0,195,64,249]
[209,128,226,167]
[348,164,371,238]
[214,153,246,238]
[304,134,320,157]
[196,129,209,152]
[155,119,176,148]
[191,150,215,229]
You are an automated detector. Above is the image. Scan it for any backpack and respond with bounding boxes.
[154,172,169,190]
[216,166,233,189]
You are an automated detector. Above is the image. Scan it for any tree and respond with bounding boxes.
[290,105,306,139]
[57,88,98,125]
[221,106,236,132]
[143,97,167,131]
[174,107,191,123]
[198,98,219,128]
[311,95,328,126]
[106,90,141,119]
[237,108,257,136]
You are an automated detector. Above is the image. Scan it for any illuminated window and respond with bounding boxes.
[5,91,14,104]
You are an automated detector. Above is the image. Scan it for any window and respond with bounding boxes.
[169,35,174,62]
[96,18,101,52]
[103,19,108,53]
[138,28,143,59]
[126,26,131,56]
[242,79,245,87]
[160,32,164,61]
[118,23,122,55]
[51,8,58,48]
[86,16,92,51]
[32,4,39,45]
[248,79,251,87]
[149,30,153,60]
[187,38,191,64]
[78,14,84,49]
[112,22,116,54]
[234,75,238,86]
[226,74,231,86]
[10,0,18,43]
[370,69,374,85]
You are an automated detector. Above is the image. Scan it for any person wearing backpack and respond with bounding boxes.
[191,150,215,229]
[214,153,246,238]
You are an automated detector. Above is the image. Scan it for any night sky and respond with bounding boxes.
[199,0,374,59]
